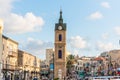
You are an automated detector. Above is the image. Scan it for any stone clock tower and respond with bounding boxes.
[54,10,66,79]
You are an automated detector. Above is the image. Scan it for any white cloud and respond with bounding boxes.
[23,38,53,59]
[73,49,79,55]
[4,13,44,34]
[102,33,109,39]
[0,0,45,59]
[88,11,103,20]
[70,36,87,49]
[96,41,114,51]
[0,0,14,16]
[101,2,110,9]
[0,0,44,34]
[114,26,120,35]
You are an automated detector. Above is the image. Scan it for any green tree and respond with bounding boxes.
[66,54,76,73]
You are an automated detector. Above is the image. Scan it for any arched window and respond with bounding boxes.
[59,34,62,41]
[58,50,62,58]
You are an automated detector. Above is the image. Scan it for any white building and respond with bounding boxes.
[75,57,92,71]
[76,59,84,71]
[0,19,3,79]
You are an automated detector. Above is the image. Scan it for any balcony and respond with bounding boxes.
[8,65,17,70]
[3,64,17,71]
[8,51,17,57]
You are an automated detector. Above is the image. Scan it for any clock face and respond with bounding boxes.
[58,26,62,30]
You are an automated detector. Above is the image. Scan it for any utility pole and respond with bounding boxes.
[0,19,3,80]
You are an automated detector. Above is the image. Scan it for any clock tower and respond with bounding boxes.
[54,10,66,79]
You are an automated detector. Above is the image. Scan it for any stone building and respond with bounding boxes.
[2,35,18,79]
[40,60,49,78]
[18,50,41,79]
[46,48,54,65]
[35,57,41,77]
[109,50,120,62]
[100,50,120,68]
[0,19,3,79]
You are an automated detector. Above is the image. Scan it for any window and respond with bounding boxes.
[78,62,79,65]
[59,34,62,41]
[58,50,62,58]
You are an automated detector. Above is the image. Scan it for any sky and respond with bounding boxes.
[1,0,120,60]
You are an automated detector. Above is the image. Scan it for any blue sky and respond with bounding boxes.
[1,0,120,60]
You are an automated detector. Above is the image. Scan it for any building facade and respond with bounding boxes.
[35,57,41,78]
[2,35,18,79]
[100,50,120,69]
[46,48,54,65]
[40,60,49,79]
[18,50,41,80]
[54,10,67,79]
[0,19,3,79]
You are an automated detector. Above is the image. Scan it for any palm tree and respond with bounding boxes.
[66,54,76,73]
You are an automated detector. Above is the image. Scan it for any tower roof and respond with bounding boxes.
[59,10,63,24]
[55,10,66,31]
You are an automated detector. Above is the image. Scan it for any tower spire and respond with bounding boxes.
[59,9,63,24]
